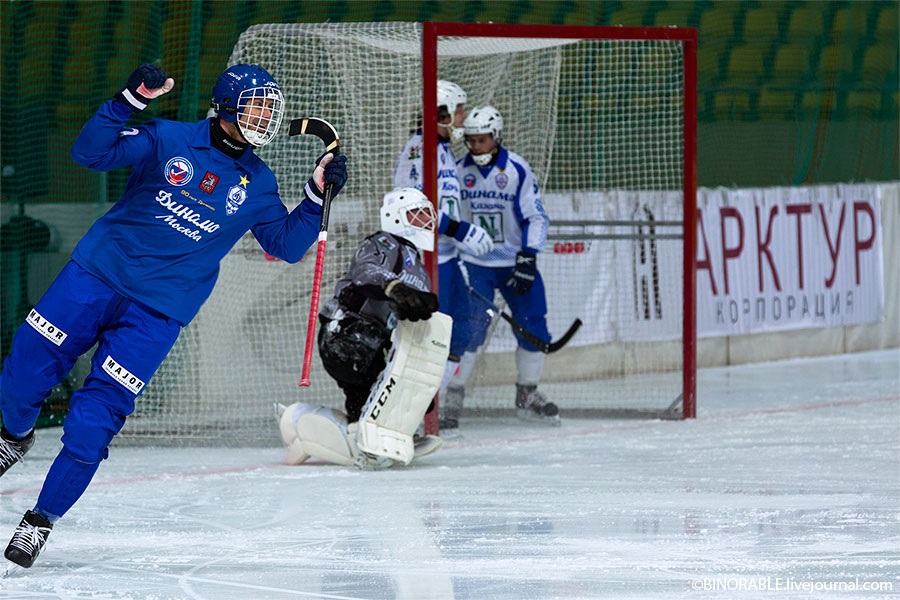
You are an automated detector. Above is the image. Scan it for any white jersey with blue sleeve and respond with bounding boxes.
[393,133,462,264]
[457,147,549,268]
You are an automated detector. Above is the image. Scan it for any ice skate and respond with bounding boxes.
[439,386,464,430]
[413,433,443,458]
[354,451,394,471]
[515,384,560,425]
[0,427,34,477]
[4,510,53,569]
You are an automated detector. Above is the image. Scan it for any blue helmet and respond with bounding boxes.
[210,64,284,146]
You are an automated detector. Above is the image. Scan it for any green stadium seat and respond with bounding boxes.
[201,16,240,51]
[61,55,95,102]
[713,91,751,120]
[608,2,648,27]
[741,7,782,46]
[55,101,94,127]
[249,3,297,25]
[697,46,721,88]
[816,44,857,86]
[769,45,812,87]
[106,54,143,96]
[723,45,766,87]
[198,52,227,96]
[873,5,899,43]
[860,44,898,87]
[64,15,103,99]
[800,90,837,117]
[654,8,693,28]
[757,89,797,118]
[17,45,54,96]
[829,6,870,43]
[698,4,738,49]
[28,0,62,24]
[845,91,882,117]
[207,0,245,21]
[785,6,826,47]
[697,90,710,119]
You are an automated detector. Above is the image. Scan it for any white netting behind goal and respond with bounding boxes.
[117,22,689,446]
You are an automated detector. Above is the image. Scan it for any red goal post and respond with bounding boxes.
[421,23,697,427]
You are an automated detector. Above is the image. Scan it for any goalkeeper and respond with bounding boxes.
[0,63,348,570]
[278,188,451,470]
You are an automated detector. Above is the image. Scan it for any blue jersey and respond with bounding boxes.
[70,100,321,324]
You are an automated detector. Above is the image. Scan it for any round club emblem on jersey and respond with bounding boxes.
[464,173,476,188]
[495,172,508,189]
[225,184,248,215]
[164,157,194,187]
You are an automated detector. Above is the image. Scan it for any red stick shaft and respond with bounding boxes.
[298,232,328,387]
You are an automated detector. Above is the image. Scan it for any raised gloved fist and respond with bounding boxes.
[115,63,175,112]
[506,250,537,295]
[305,152,348,205]
[385,280,439,322]
[455,221,494,256]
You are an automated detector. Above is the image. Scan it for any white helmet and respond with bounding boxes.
[437,79,467,142]
[463,105,503,166]
[380,188,436,252]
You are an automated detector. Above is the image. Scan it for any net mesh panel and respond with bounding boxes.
[116,23,687,446]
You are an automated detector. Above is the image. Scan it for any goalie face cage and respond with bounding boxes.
[116,22,696,447]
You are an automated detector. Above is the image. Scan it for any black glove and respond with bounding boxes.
[305,153,348,205]
[115,63,174,112]
[385,281,439,322]
[506,250,537,295]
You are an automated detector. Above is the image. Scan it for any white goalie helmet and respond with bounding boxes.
[380,188,436,252]
[464,105,503,166]
[437,79,468,142]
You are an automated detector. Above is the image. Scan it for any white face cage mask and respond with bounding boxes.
[236,86,284,147]
[381,189,437,252]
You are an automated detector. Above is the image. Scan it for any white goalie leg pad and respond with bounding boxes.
[278,402,311,465]
[295,405,359,467]
[356,312,452,465]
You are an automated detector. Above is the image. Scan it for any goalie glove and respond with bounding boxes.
[385,280,438,322]
[115,63,174,112]
[453,221,494,256]
[506,250,537,295]
[305,152,348,205]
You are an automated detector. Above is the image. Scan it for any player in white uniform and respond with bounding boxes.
[393,80,493,429]
[454,106,559,424]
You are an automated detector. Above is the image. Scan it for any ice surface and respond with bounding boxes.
[1,349,898,599]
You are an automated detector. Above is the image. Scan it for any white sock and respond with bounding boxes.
[515,347,545,387]
[449,352,477,389]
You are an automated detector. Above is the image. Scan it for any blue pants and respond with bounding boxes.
[0,261,180,519]
[464,262,549,353]
[439,258,472,357]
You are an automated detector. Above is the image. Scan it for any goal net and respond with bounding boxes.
[117,22,696,446]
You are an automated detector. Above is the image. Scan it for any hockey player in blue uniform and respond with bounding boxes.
[455,106,559,425]
[393,80,494,429]
[0,63,348,569]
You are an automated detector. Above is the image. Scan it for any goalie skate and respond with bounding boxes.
[515,385,561,426]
